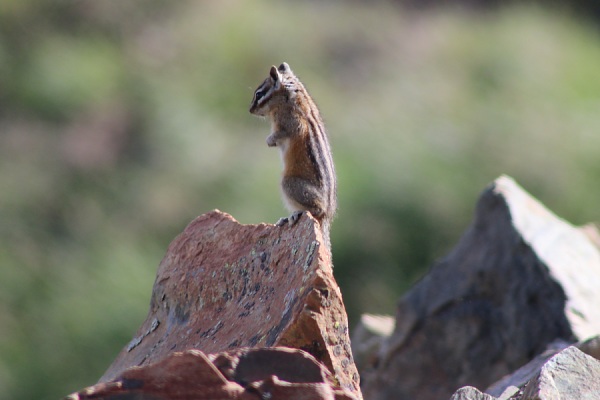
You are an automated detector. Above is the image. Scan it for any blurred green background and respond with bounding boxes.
[1,1,599,398]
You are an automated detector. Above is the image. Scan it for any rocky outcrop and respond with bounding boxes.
[67,175,600,400]
[84,210,359,399]
[447,345,600,400]
[485,335,600,397]
[484,339,571,397]
[359,175,600,400]
[67,347,356,400]
[449,387,498,400]
[519,346,600,399]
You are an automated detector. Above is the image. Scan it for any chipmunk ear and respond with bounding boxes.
[270,66,281,81]
[279,62,291,73]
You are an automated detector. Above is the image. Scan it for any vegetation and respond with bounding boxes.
[1,1,599,399]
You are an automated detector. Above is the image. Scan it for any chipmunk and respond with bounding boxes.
[249,62,337,250]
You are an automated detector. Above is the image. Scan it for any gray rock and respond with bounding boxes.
[360,176,600,400]
[453,344,600,400]
[486,335,600,396]
[520,346,600,399]
[450,386,497,400]
[485,340,571,397]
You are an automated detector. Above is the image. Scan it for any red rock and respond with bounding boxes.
[98,210,361,398]
[67,347,358,400]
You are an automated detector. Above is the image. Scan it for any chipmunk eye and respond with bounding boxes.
[255,89,266,100]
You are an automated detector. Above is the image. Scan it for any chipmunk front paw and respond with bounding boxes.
[266,134,277,147]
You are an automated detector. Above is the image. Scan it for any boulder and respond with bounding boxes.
[450,386,497,400]
[485,340,570,397]
[360,175,600,400]
[486,335,600,397]
[98,210,361,398]
[519,346,600,399]
[67,347,357,400]
[449,345,600,399]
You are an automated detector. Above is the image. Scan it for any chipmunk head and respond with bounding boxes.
[249,62,297,116]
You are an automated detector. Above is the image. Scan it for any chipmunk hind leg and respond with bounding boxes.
[280,176,327,222]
